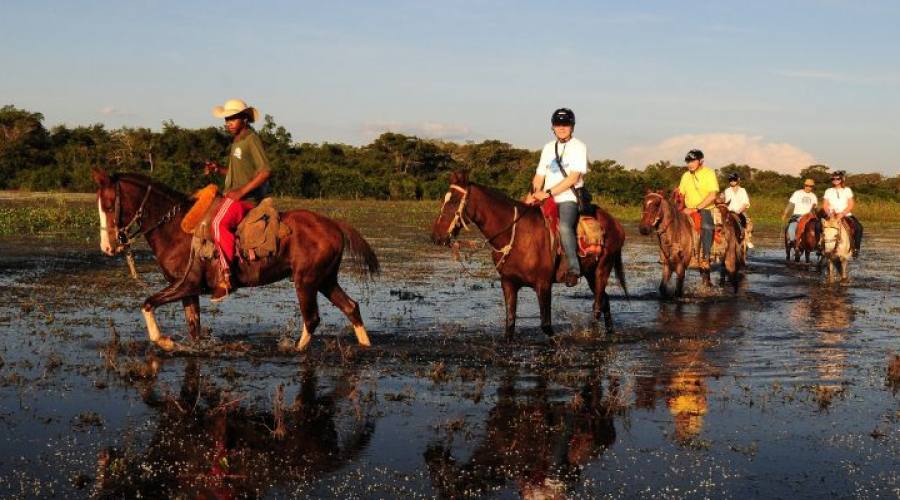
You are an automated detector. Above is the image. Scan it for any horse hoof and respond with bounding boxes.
[155,336,176,352]
[296,332,312,352]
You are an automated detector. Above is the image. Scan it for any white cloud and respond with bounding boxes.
[621,133,817,175]
[360,121,477,142]
[774,69,899,85]
[98,106,134,117]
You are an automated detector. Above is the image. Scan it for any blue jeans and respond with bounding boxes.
[700,209,714,259]
[558,201,580,274]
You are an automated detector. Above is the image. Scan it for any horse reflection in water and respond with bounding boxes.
[92,360,377,498]
[789,287,855,388]
[424,371,617,498]
[634,302,739,444]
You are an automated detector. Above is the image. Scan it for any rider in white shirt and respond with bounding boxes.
[783,178,819,244]
[723,173,750,227]
[821,170,863,257]
[529,108,588,287]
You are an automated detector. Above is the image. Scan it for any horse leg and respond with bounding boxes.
[294,285,321,352]
[841,258,850,283]
[142,282,201,351]
[659,261,672,298]
[501,278,520,338]
[536,282,553,337]
[321,280,370,347]
[675,262,687,297]
[593,263,613,331]
[181,296,202,341]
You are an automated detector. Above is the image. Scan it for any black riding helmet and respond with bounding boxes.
[728,173,740,182]
[551,108,576,126]
[685,149,704,162]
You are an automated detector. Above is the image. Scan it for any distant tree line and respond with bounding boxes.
[2,105,898,203]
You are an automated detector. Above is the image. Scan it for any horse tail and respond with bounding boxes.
[335,221,380,278]
[613,250,629,299]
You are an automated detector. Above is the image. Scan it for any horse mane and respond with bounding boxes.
[112,172,190,204]
[469,183,536,211]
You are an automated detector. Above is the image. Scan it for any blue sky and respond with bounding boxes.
[3,0,898,174]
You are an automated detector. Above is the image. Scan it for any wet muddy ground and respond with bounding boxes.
[0,201,898,498]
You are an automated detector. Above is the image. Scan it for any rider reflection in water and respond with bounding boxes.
[529,108,588,287]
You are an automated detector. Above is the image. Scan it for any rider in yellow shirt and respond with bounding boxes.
[677,149,719,268]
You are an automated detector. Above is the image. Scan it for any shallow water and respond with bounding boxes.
[0,203,898,498]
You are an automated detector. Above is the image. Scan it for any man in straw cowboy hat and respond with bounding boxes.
[782,178,820,247]
[204,99,272,302]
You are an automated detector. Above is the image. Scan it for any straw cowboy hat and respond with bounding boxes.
[212,98,259,122]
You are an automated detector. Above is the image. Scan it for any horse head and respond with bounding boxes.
[92,168,120,256]
[431,170,471,246]
[639,189,666,235]
[821,217,846,256]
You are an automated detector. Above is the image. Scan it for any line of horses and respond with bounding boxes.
[92,168,853,353]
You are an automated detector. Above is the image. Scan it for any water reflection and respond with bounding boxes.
[93,360,377,498]
[424,370,616,498]
[789,286,855,387]
[635,302,739,444]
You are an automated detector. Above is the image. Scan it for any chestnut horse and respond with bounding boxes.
[638,190,711,297]
[714,202,745,291]
[92,169,378,352]
[784,214,819,264]
[430,171,627,336]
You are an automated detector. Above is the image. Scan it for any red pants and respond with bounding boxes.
[212,198,252,269]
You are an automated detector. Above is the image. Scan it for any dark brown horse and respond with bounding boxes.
[92,169,378,352]
[430,171,627,336]
[714,202,745,291]
[638,190,710,297]
[784,214,819,264]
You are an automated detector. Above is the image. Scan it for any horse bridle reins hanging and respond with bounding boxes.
[643,192,673,234]
[444,183,522,270]
[108,179,181,252]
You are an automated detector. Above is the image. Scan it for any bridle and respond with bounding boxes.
[443,184,472,235]
[104,179,181,252]
[642,192,670,233]
[441,183,524,271]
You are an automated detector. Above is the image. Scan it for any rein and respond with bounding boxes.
[445,183,527,271]
[110,178,182,251]
[643,192,673,234]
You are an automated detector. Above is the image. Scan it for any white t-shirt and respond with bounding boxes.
[724,186,749,213]
[536,138,588,204]
[789,189,818,216]
[823,186,853,214]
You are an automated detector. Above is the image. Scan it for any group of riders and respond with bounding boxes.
[204,99,863,300]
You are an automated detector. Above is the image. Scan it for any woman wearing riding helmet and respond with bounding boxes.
[529,108,588,287]
[822,170,863,257]
[723,173,750,228]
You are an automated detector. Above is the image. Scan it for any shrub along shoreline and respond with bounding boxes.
[2,193,898,240]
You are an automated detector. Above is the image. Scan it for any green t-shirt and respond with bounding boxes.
[224,129,271,204]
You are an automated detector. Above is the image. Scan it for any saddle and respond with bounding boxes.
[181,185,291,261]
[794,213,815,241]
[539,197,605,259]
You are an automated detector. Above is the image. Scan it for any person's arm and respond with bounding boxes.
[548,172,582,194]
[227,169,271,200]
[782,202,794,222]
[204,160,227,176]
[739,189,750,213]
[531,174,545,194]
[843,197,854,216]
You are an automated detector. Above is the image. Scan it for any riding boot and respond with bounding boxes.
[211,265,233,303]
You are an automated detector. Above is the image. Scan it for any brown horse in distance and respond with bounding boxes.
[92,169,378,352]
[714,202,745,291]
[639,190,710,297]
[431,171,627,337]
[785,213,819,264]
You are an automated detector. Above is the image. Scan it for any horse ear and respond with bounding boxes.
[91,168,110,186]
[450,170,469,186]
